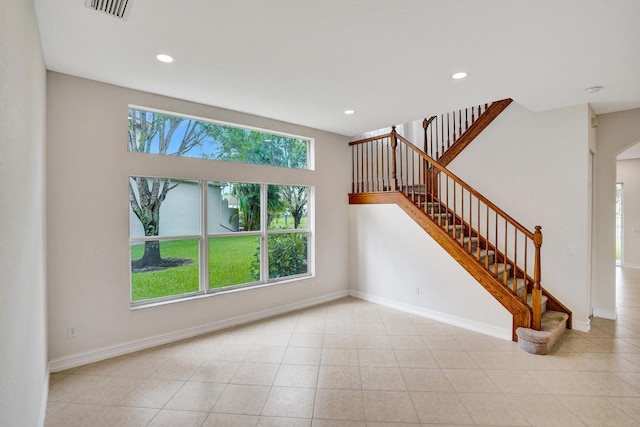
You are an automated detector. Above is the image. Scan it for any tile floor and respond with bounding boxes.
[46,268,640,426]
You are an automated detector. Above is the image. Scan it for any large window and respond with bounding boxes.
[129,178,311,304]
[128,107,310,169]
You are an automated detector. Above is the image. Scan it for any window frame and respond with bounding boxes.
[128,105,315,171]
[129,178,313,307]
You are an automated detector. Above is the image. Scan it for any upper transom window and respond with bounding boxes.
[128,107,311,170]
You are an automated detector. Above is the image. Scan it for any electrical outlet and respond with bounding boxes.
[68,326,78,338]
[415,287,420,296]
[309,281,314,288]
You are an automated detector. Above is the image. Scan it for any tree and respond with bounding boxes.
[279,185,307,229]
[128,109,211,268]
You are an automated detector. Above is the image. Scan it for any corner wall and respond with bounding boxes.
[0,0,48,425]
[46,73,350,367]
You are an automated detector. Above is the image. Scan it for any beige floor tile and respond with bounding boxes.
[257,416,312,427]
[457,393,529,426]
[245,345,286,363]
[317,366,361,390]
[421,336,463,351]
[535,370,640,396]
[74,376,143,405]
[146,409,208,427]
[231,362,279,385]
[208,344,252,361]
[393,349,438,368]
[506,394,585,426]
[255,332,292,346]
[577,352,640,372]
[273,364,319,388]
[213,384,270,415]
[313,389,365,421]
[48,374,107,403]
[401,368,454,392]
[117,378,184,408]
[607,396,640,421]
[360,367,406,391]
[325,321,356,334]
[289,333,324,348]
[483,369,550,394]
[442,369,500,393]
[261,386,316,418]
[320,348,359,366]
[163,381,226,411]
[363,390,419,423]
[430,350,479,369]
[409,391,473,425]
[282,346,322,365]
[44,403,111,427]
[45,401,68,420]
[353,322,387,335]
[388,335,426,350]
[202,412,260,427]
[558,395,638,427]
[189,360,240,383]
[357,349,398,367]
[311,420,365,427]
[322,334,357,349]
[355,334,391,349]
[100,406,159,427]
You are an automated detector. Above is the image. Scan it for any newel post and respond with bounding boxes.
[422,118,428,153]
[390,126,398,191]
[532,226,543,330]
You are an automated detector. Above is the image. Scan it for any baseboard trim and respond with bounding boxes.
[621,263,640,270]
[349,290,512,341]
[571,318,591,332]
[49,290,349,373]
[592,307,617,320]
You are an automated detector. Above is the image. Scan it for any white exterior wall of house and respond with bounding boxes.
[617,159,640,268]
[0,0,49,424]
[46,72,350,368]
[349,102,594,334]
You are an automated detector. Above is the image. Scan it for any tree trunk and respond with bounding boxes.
[137,240,162,266]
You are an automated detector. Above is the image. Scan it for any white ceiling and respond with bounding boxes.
[34,0,640,136]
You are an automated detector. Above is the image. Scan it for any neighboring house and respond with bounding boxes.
[2,2,640,427]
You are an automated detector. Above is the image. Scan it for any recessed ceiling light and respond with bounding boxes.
[344,109,355,115]
[155,54,174,63]
[451,71,468,80]
[584,86,602,94]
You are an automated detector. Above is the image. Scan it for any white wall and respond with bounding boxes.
[349,204,512,339]
[594,108,640,319]
[617,159,640,267]
[0,0,48,425]
[47,73,350,367]
[445,102,592,330]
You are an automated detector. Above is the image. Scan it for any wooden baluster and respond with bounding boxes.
[465,108,469,131]
[446,112,451,149]
[453,181,457,238]
[452,111,456,143]
[390,128,398,191]
[523,237,528,303]
[532,226,543,330]
[440,115,444,159]
[485,205,489,268]
[494,211,498,275]
[471,106,476,124]
[445,174,450,232]
[422,118,428,154]
[458,110,462,138]
[513,232,518,294]
[503,218,508,285]
[430,120,434,159]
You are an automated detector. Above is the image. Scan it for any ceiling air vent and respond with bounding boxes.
[85,0,132,20]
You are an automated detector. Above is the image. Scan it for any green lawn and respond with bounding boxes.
[131,235,259,301]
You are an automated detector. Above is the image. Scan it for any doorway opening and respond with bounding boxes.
[616,182,623,266]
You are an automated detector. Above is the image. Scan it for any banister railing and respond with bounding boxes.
[423,103,489,160]
[350,126,543,330]
[422,99,512,165]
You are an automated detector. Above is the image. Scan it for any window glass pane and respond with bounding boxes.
[207,181,241,233]
[219,182,262,232]
[268,233,308,279]
[129,177,200,237]
[209,235,261,289]
[268,185,309,230]
[128,108,309,169]
[131,239,199,301]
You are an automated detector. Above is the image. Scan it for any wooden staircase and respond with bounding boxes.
[349,104,571,352]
